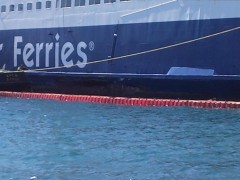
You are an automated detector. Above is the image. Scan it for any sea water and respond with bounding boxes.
[0,97,240,179]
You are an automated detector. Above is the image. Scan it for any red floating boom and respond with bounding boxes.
[0,91,240,109]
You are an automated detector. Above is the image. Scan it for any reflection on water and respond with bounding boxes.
[0,98,240,179]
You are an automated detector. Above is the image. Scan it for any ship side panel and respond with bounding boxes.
[113,18,240,75]
[0,25,117,72]
[0,18,240,75]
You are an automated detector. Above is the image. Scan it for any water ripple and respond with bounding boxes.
[0,98,240,179]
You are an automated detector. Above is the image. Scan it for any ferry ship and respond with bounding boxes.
[0,0,240,100]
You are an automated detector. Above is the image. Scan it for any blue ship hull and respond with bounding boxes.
[1,18,240,100]
[1,71,240,100]
[1,18,240,75]
[23,71,240,100]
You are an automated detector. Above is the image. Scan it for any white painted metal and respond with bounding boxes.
[0,0,239,30]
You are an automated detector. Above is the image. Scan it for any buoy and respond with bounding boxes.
[29,176,37,180]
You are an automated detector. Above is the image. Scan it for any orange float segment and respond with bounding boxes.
[1,91,240,109]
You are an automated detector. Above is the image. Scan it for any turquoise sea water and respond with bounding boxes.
[0,97,240,179]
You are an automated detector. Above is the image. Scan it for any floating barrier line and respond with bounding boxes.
[1,91,240,109]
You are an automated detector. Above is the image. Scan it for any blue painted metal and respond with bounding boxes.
[0,17,240,100]
[0,18,239,75]
[23,71,240,100]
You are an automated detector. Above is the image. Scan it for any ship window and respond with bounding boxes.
[27,3,32,10]
[56,0,60,8]
[1,5,6,12]
[89,0,100,5]
[61,0,72,7]
[36,2,42,9]
[75,0,85,6]
[9,5,15,12]
[104,0,116,3]
[18,4,24,11]
[46,1,52,8]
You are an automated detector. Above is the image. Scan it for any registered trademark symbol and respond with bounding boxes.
[89,41,95,51]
